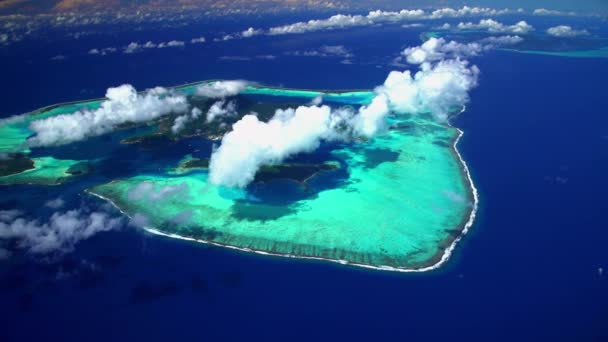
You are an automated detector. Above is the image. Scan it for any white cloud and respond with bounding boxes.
[206,100,237,123]
[88,47,117,55]
[377,58,479,122]
[286,45,353,58]
[208,105,346,188]
[51,54,66,61]
[268,13,370,35]
[429,6,517,19]
[158,40,184,48]
[456,19,534,34]
[45,198,65,209]
[352,93,390,137]
[123,40,185,53]
[402,23,424,28]
[195,80,249,98]
[219,55,276,61]
[0,209,23,222]
[546,25,589,37]
[28,84,188,147]
[310,95,323,106]
[533,8,575,16]
[124,42,143,54]
[171,107,202,134]
[403,37,483,64]
[214,34,235,42]
[190,36,206,44]
[437,23,451,30]
[0,209,122,255]
[241,27,262,37]
[401,36,523,65]
[478,35,524,45]
[262,6,517,36]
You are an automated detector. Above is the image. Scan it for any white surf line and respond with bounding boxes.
[86,109,479,273]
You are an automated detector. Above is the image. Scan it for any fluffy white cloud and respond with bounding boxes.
[546,25,589,37]
[402,36,522,65]
[377,59,479,122]
[28,84,188,147]
[171,107,202,134]
[195,80,249,98]
[456,19,534,34]
[403,37,483,64]
[0,209,122,255]
[206,100,237,123]
[260,6,517,36]
[352,93,390,138]
[209,105,346,188]
[268,13,370,35]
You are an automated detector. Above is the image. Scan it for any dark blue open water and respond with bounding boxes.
[1,15,607,341]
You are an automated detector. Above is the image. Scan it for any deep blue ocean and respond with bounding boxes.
[1,14,607,341]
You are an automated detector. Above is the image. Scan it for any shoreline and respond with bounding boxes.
[86,111,478,273]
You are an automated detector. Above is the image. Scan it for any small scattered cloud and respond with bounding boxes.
[455,19,534,34]
[45,198,65,209]
[219,55,276,61]
[190,36,206,44]
[172,107,202,134]
[401,36,522,65]
[157,40,185,48]
[401,23,424,28]
[286,45,353,58]
[214,34,235,42]
[533,8,576,16]
[195,80,250,99]
[0,208,122,256]
[546,25,589,37]
[123,40,184,53]
[241,27,262,38]
[206,100,237,123]
[88,47,117,55]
